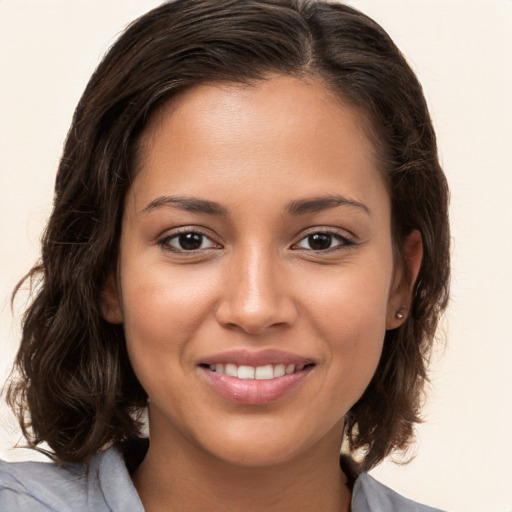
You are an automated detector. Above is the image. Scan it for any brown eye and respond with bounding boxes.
[177,233,204,250]
[294,231,353,251]
[159,231,219,252]
[306,233,332,250]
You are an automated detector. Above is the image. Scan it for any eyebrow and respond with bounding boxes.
[142,193,370,217]
[287,195,371,216]
[142,195,229,216]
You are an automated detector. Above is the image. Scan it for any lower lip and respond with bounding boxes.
[200,367,313,405]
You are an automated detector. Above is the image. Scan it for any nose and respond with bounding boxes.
[215,245,298,335]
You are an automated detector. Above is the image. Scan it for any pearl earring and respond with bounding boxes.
[395,305,407,319]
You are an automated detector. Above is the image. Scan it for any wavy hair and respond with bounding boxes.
[7,0,449,471]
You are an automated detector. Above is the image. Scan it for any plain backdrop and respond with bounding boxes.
[1,1,511,511]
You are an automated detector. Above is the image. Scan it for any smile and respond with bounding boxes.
[199,350,315,404]
[207,363,305,380]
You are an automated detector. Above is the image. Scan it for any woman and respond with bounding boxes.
[0,1,450,510]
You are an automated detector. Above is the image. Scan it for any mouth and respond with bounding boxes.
[198,350,315,404]
[201,362,312,380]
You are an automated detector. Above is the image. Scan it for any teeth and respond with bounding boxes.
[224,363,238,377]
[238,365,255,379]
[255,365,273,380]
[208,363,303,380]
[274,364,286,377]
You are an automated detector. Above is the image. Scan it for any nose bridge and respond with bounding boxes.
[216,241,296,334]
[240,243,274,309]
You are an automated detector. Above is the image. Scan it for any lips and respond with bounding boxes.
[198,349,314,404]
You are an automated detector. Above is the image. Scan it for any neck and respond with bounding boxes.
[132,425,351,512]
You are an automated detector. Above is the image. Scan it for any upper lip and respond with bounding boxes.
[198,349,314,367]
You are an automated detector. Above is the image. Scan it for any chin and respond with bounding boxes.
[193,417,341,469]
[210,438,305,468]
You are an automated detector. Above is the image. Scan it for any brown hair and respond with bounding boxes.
[7,0,449,471]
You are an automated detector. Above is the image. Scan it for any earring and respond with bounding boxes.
[395,305,407,320]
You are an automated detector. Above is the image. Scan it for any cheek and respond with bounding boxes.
[305,260,392,394]
[308,260,391,338]
[118,266,216,409]
[119,262,220,367]
[122,261,213,324]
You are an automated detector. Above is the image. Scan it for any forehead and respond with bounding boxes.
[138,75,377,162]
[129,75,389,215]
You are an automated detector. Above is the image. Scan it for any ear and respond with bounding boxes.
[100,272,123,324]
[386,230,423,329]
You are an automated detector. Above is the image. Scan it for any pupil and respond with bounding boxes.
[308,233,332,250]
[179,233,202,250]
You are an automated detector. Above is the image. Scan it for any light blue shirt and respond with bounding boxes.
[0,448,444,511]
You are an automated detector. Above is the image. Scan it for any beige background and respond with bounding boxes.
[1,1,511,511]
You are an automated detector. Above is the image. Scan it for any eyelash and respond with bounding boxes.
[156,227,356,254]
[291,230,355,252]
[157,227,220,253]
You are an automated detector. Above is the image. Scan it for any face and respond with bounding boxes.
[103,75,414,467]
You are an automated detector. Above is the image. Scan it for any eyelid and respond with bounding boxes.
[291,227,356,251]
[156,226,222,252]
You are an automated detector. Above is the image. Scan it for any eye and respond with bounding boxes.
[159,231,219,252]
[294,231,352,251]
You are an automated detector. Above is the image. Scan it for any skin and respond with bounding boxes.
[102,75,421,512]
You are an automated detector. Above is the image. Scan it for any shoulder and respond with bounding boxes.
[0,456,87,512]
[352,473,446,512]
[0,448,144,512]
